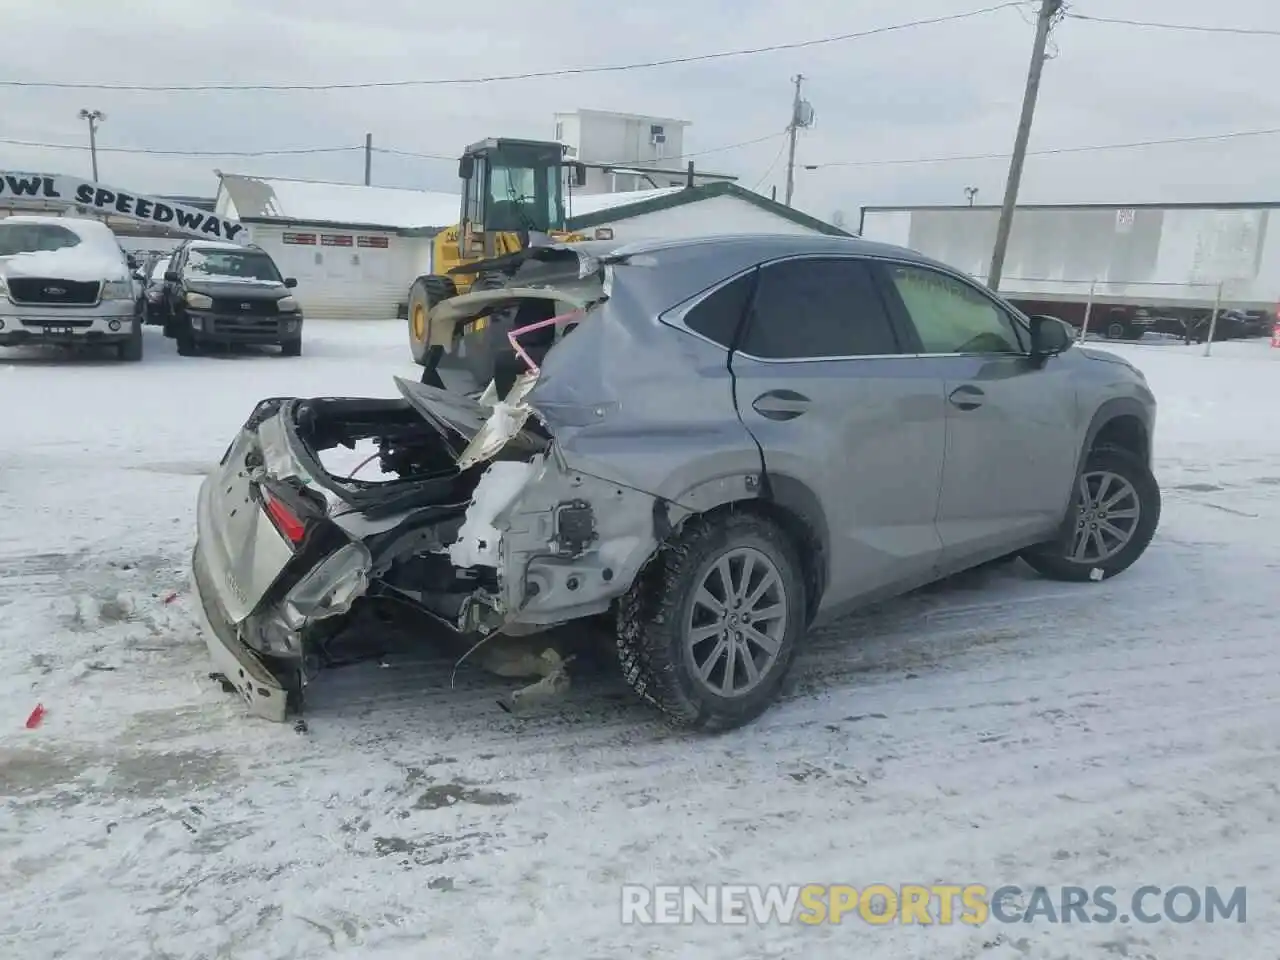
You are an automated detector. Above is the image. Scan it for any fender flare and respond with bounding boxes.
[659,470,831,617]
[1065,397,1153,514]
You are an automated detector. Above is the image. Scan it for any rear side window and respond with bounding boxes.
[741,257,901,359]
[683,270,756,347]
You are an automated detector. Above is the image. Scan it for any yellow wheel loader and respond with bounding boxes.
[407,137,591,388]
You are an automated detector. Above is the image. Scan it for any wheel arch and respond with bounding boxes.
[1084,399,1152,466]
[661,471,829,626]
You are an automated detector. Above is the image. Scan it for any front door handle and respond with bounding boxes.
[752,389,811,421]
[948,384,985,411]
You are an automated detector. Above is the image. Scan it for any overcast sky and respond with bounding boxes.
[4,0,1279,225]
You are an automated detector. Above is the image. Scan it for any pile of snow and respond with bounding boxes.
[0,216,128,281]
[2,247,126,282]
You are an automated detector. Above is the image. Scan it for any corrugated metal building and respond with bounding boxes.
[214,174,457,320]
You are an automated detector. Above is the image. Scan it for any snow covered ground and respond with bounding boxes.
[2,323,1279,960]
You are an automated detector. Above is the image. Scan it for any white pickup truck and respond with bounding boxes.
[0,215,143,361]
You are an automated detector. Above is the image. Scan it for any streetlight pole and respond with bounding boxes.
[78,109,106,181]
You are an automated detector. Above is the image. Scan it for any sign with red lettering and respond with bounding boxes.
[283,232,316,245]
[357,235,389,248]
[321,234,353,247]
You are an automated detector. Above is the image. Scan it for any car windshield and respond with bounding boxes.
[149,256,172,281]
[184,248,281,282]
[0,223,83,256]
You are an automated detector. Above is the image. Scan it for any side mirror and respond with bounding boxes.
[126,254,138,270]
[284,277,298,289]
[1029,314,1073,361]
[457,155,474,180]
[573,162,588,187]
[164,270,180,283]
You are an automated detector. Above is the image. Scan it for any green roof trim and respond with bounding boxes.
[566,181,851,237]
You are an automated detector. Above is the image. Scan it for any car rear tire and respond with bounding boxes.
[616,511,806,731]
[407,275,457,365]
[1105,321,1127,340]
[117,320,143,362]
[1021,446,1161,582]
[281,337,302,357]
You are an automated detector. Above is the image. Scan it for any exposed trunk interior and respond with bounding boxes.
[287,397,539,640]
[292,398,481,513]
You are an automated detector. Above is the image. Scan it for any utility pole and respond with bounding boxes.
[784,74,808,208]
[78,109,105,181]
[364,133,373,186]
[986,0,1063,291]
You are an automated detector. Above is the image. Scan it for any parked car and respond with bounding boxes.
[190,234,1161,729]
[159,240,302,356]
[0,215,143,361]
[1205,309,1273,341]
[136,253,172,326]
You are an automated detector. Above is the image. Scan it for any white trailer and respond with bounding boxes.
[858,202,1280,312]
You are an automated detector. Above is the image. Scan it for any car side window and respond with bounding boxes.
[683,271,756,348]
[884,263,1024,354]
[740,257,901,359]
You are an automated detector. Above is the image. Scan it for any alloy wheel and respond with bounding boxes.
[685,547,788,698]
[1070,470,1141,563]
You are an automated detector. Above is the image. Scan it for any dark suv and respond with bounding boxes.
[161,240,303,356]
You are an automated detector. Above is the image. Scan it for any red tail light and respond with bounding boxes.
[263,491,307,544]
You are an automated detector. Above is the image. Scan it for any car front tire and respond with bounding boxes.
[1022,446,1161,582]
[281,337,302,357]
[616,511,806,731]
[117,319,143,362]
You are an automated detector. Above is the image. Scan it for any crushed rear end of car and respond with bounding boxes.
[190,238,768,720]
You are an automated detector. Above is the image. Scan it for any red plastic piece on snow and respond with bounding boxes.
[163,592,179,605]
[25,704,45,729]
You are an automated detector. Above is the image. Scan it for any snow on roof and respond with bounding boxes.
[187,239,252,252]
[566,187,686,218]
[218,174,459,230]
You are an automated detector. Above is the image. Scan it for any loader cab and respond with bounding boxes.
[457,138,585,257]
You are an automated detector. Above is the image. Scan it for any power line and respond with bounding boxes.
[9,123,1276,171]
[372,131,789,165]
[750,136,791,192]
[1,129,787,171]
[1066,12,1280,37]
[0,3,1024,92]
[0,137,361,157]
[805,125,1280,169]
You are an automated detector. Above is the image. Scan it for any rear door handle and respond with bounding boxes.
[948,384,985,411]
[752,389,811,421]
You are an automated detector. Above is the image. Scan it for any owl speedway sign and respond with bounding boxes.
[0,172,248,244]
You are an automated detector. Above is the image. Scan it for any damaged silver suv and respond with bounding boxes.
[190,234,1160,729]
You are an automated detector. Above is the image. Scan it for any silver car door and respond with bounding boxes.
[726,256,948,615]
[875,260,1080,568]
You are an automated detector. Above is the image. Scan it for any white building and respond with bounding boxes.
[554,108,731,195]
[213,173,457,320]
[212,174,847,322]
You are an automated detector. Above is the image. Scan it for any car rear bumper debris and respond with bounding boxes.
[189,543,290,722]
